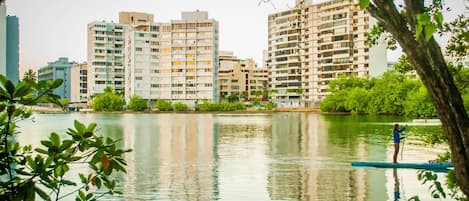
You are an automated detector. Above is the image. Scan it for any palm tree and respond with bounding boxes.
[22,69,37,83]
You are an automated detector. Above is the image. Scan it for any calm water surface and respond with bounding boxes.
[17,113,449,201]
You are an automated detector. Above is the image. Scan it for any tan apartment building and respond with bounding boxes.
[70,62,88,104]
[124,11,219,107]
[267,0,387,108]
[218,51,268,101]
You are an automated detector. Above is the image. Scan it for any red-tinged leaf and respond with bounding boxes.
[101,155,110,170]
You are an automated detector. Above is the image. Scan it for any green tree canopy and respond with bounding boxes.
[127,95,148,111]
[91,91,125,112]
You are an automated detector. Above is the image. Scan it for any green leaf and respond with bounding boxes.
[417,13,431,24]
[55,164,64,177]
[50,79,64,89]
[60,179,77,186]
[74,120,86,135]
[358,0,370,9]
[0,86,11,99]
[79,173,87,183]
[79,190,86,200]
[60,140,74,151]
[85,193,93,200]
[433,12,443,28]
[416,24,423,40]
[50,132,61,146]
[87,123,97,132]
[424,23,436,41]
[5,80,15,97]
[40,140,53,148]
[14,81,32,98]
[34,148,48,154]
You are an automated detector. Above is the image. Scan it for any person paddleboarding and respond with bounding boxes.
[393,124,406,164]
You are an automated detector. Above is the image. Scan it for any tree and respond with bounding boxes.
[22,69,37,84]
[91,91,125,112]
[0,75,130,200]
[173,102,188,112]
[127,95,148,111]
[403,84,438,117]
[360,0,469,195]
[155,99,172,111]
[227,93,239,103]
[393,55,414,74]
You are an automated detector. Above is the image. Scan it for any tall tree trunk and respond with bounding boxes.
[367,0,469,196]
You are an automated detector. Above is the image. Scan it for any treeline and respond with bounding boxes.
[320,68,469,117]
[90,87,275,112]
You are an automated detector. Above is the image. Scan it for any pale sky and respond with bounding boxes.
[5,0,467,74]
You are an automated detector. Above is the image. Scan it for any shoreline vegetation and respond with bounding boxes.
[32,106,321,114]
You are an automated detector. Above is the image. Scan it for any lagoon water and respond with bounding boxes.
[17,113,451,201]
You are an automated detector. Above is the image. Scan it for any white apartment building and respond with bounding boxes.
[267,0,387,108]
[267,9,302,107]
[125,11,219,106]
[87,22,127,96]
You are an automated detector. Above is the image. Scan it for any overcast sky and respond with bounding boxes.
[5,0,467,73]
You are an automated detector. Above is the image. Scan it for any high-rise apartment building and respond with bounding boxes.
[0,2,6,76]
[267,9,302,107]
[70,62,88,103]
[38,57,74,99]
[124,11,219,106]
[87,21,127,96]
[6,15,19,83]
[0,2,19,83]
[87,12,154,98]
[267,0,387,108]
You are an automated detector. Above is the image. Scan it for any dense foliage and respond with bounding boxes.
[155,99,173,111]
[0,75,130,200]
[195,101,246,112]
[127,95,148,111]
[320,71,461,117]
[173,102,188,112]
[91,89,125,112]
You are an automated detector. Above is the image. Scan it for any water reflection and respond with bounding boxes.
[393,169,401,201]
[120,114,218,200]
[15,113,450,201]
[267,113,370,201]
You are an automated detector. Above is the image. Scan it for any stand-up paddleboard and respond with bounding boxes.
[351,161,453,170]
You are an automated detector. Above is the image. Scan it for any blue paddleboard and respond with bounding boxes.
[351,161,453,170]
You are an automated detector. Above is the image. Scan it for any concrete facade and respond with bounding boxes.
[267,9,302,107]
[38,57,74,99]
[70,62,88,103]
[87,21,127,96]
[124,11,219,107]
[218,54,268,101]
[119,11,154,25]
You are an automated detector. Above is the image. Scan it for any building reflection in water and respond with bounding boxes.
[121,113,218,200]
[267,113,371,201]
